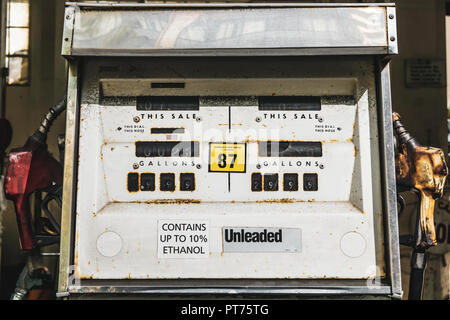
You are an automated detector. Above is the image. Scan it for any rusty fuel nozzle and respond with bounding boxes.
[393,112,448,248]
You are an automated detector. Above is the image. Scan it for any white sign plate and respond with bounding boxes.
[222,227,301,253]
[158,220,209,258]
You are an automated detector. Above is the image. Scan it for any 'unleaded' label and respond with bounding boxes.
[158,220,209,258]
[222,227,301,253]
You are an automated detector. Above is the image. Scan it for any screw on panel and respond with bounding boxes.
[319,164,324,169]
[389,14,394,19]
[196,116,202,122]
[133,116,140,123]
[390,36,396,42]
[318,117,323,123]
[196,164,202,169]
[256,164,261,169]
[255,117,261,123]
[133,163,139,169]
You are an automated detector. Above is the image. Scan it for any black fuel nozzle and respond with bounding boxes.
[30,96,67,146]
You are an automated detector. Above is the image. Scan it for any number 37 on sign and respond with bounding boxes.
[209,143,246,173]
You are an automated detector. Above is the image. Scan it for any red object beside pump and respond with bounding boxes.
[4,136,62,250]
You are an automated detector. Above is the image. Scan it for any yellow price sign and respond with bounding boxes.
[209,143,246,173]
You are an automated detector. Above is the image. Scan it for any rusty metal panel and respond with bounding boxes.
[73,69,384,281]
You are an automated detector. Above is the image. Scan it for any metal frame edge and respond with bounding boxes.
[386,7,399,55]
[61,6,75,56]
[57,59,80,296]
[377,60,403,299]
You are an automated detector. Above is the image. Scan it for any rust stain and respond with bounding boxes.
[233,199,317,204]
[256,198,295,204]
[116,199,202,205]
[74,251,78,267]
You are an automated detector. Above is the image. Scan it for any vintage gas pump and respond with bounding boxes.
[57,2,403,299]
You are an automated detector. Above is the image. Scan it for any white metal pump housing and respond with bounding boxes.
[58,2,402,299]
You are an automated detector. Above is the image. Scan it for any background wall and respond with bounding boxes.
[391,0,449,300]
[0,0,448,299]
[0,0,67,296]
